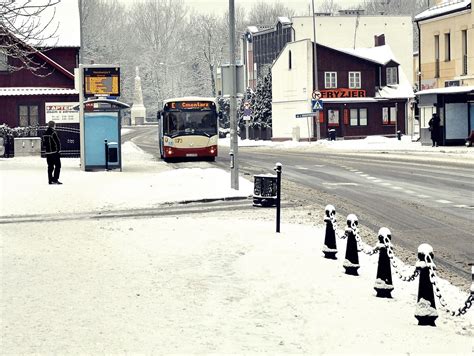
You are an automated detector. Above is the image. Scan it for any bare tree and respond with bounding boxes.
[316,0,341,14]
[0,0,60,73]
[246,1,295,27]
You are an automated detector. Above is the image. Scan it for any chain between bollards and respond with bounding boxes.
[425,254,474,316]
[385,236,419,282]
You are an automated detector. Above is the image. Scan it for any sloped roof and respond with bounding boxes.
[415,0,471,21]
[334,45,400,66]
[9,0,80,47]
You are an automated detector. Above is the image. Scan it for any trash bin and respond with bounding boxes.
[328,129,336,141]
[253,174,277,207]
[292,126,300,142]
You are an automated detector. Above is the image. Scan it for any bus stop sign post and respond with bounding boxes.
[274,162,282,233]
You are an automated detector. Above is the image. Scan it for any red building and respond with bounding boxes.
[0,1,80,128]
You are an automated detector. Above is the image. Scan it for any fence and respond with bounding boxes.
[0,124,80,158]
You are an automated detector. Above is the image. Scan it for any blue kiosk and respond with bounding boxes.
[78,98,129,171]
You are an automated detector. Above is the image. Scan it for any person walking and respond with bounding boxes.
[43,120,62,184]
[428,113,441,147]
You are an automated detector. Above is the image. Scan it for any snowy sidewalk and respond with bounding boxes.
[1,140,473,354]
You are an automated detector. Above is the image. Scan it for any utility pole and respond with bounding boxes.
[229,0,239,189]
[312,0,320,141]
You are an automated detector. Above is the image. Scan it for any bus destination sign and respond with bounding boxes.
[167,101,213,110]
[83,67,120,97]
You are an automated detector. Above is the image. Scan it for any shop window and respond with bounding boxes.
[386,67,398,85]
[18,105,39,127]
[349,72,361,89]
[350,108,367,126]
[382,106,397,125]
[324,72,337,88]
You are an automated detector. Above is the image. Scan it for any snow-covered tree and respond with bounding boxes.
[252,67,272,129]
[246,1,295,27]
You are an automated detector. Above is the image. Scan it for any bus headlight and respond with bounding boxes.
[167,148,174,155]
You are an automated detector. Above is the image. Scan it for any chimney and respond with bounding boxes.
[374,34,385,47]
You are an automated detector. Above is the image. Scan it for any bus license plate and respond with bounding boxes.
[186,153,198,157]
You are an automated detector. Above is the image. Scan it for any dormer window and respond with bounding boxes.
[386,67,398,85]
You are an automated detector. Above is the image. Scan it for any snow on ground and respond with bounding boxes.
[1,138,473,354]
[0,142,253,216]
[220,134,474,156]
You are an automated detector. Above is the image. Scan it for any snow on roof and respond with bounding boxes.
[277,16,292,25]
[11,0,80,48]
[416,85,474,95]
[247,26,259,33]
[415,0,471,21]
[0,87,79,96]
[336,45,399,66]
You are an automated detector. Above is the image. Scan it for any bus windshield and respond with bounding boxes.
[163,111,217,137]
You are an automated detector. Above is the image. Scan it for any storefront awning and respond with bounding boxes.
[0,87,79,96]
[416,85,474,96]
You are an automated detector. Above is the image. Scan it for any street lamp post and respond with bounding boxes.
[312,0,321,141]
[229,0,239,190]
[159,61,186,98]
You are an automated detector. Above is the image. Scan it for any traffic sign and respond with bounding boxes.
[243,108,252,116]
[296,112,318,118]
[312,90,321,100]
[312,99,324,111]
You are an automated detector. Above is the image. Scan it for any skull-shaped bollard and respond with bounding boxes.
[343,214,360,275]
[374,227,394,298]
[322,205,338,259]
[415,243,438,326]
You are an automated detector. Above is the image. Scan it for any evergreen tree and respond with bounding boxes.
[252,68,272,129]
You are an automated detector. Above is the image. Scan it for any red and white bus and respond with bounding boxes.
[158,97,218,161]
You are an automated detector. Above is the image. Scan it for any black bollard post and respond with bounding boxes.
[414,243,438,326]
[322,204,338,259]
[343,214,360,276]
[374,227,394,298]
[104,139,109,171]
[274,162,282,233]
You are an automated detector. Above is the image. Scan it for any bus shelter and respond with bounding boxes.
[75,98,130,171]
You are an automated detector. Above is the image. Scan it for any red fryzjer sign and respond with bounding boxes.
[320,88,366,99]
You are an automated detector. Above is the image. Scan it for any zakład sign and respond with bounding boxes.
[320,88,366,99]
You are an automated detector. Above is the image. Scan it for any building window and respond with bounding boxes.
[382,106,397,125]
[386,67,398,85]
[350,108,367,126]
[434,35,440,78]
[348,72,361,88]
[324,72,337,88]
[18,105,39,127]
[462,30,467,75]
[288,50,292,70]
[444,33,451,62]
[0,51,8,71]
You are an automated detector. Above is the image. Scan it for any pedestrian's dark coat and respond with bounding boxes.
[43,126,61,154]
